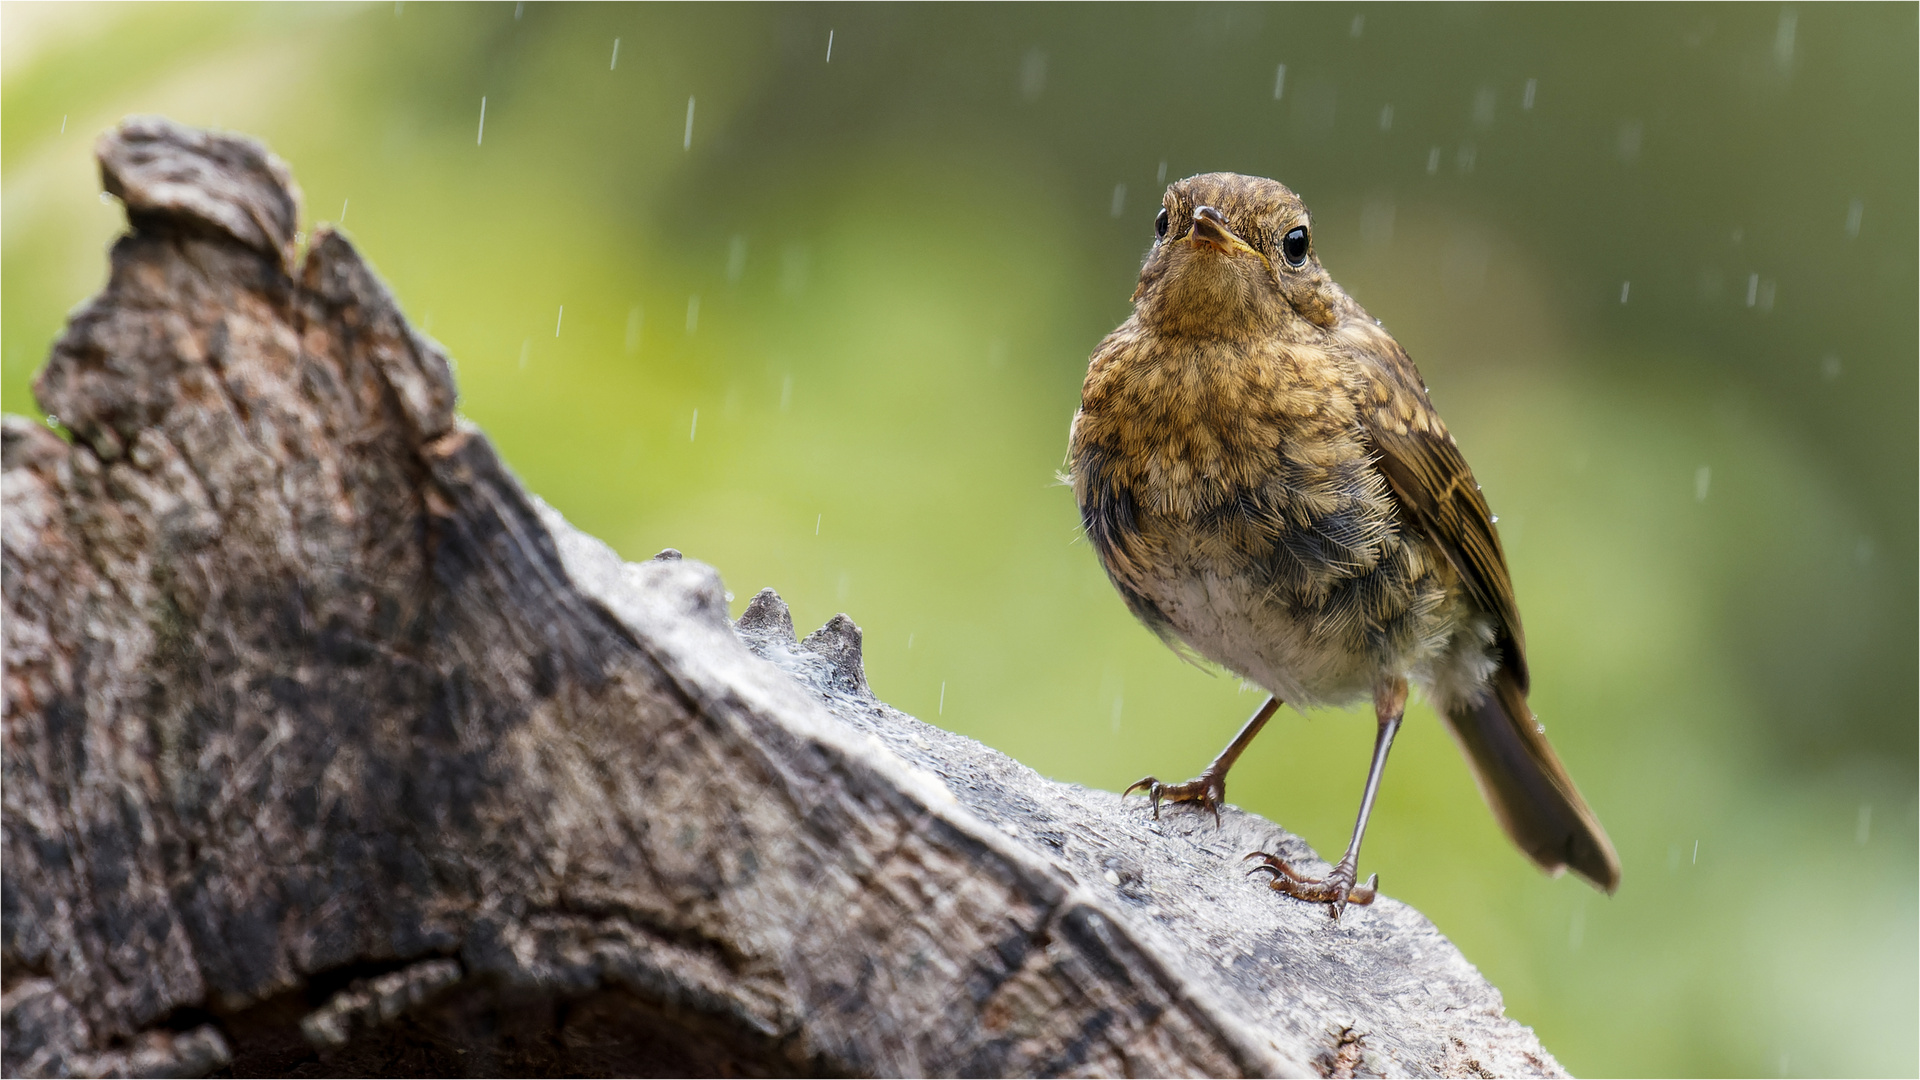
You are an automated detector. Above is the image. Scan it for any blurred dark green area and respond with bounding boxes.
[3,3,1914,1074]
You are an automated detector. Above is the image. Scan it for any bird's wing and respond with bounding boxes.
[1355,338,1529,690]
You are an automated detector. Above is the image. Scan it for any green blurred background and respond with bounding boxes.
[4,3,1914,1074]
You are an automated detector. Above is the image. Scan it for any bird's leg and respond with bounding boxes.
[1248,677,1408,919]
[1125,696,1280,825]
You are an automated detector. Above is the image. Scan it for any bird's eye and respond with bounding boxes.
[1282,226,1310,267]
[1154,208,1169,240]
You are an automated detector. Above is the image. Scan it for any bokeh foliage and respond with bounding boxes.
[3,4,1914,1075]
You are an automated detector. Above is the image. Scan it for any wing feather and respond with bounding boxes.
[1358,341,1529,690]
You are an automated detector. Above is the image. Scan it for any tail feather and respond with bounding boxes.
[1439,668,1621,892]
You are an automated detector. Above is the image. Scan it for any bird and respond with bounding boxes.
[1067,172,1619,918]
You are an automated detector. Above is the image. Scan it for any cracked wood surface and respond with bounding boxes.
[0,117,1568,1079]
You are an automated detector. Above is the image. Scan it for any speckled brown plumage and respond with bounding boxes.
[1069,173,1618,914]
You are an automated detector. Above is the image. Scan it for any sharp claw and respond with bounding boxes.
[1348,873,1379,906]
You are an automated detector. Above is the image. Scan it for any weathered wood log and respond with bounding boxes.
[1,117,1568,1079]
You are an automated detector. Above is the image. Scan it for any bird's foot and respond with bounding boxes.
[1123,767,1228,825]
[1245,851,1377,920]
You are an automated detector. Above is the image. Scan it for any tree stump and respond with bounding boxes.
[1,117,1568,1079]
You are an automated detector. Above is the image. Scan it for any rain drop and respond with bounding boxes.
[1426,146,1441,174]
[1020,49,1047,101]
[727,235,748,283]
[610,38,620,70]
[1620,280,1631,304]
[1522,78,1537,110]
[1472,87,1496,129]
[1272,63,1287,100]
[1378,104,1393,131]
[477,96,487,145]
[1110,183,1127,218]
[339,198,349,224]
[1694,465,1711,502]
[1845,199,1863,237]
[1616,120,1643,162]
[690,409,698,441]
[1156,159,1168,184]
[554,305,564,337]
[826,29,834,63]
[683,96,695,150]
[939,681,947,715]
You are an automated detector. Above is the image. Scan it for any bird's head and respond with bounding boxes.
[1131,172,1350,339]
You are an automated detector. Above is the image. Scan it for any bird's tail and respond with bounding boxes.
[1438,668,1621,892]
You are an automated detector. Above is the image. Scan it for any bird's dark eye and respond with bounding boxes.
[1282,226,1310,267]
[1154,208,1169,240]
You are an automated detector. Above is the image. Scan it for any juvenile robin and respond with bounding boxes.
[1068,172,1620,918]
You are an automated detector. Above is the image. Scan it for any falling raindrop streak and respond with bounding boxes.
[727,236,748,282]
[1426,147,1441,174]
[477,97,487,145]
[690,409,698,441]
[1746,273,1759,306]
[339,199,348,223]
[1694,465,1711,502]
[554,306,564,337]
[815,514,822,535]
[610,38,620,70]
[60,115,67,133]
[1272,63,1287,101]
[518,338,530,369]
[1110,184,1126,218]
[1523,78,1537,110]
[939,682,946,715]
[826,29,834,62]
[1620,281,1631,303]
[1378,104,1393,131]
[1156,160,1167,184]
[1845,199,1863,237]
[684,97,695,150]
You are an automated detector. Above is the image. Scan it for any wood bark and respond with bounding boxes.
[1,117,1568,1079]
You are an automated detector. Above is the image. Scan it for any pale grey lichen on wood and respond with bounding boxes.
[1,117,1568,1078]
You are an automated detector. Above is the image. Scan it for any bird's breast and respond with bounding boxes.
[1071,327,1453,699]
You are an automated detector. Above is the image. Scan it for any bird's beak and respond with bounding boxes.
[1184,206,1269,267]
